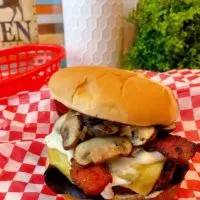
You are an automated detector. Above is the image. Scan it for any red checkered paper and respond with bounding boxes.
[0,69,200,200]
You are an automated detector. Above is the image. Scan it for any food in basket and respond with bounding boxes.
[44,66,198,200]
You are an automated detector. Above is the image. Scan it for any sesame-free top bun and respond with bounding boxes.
[49,66,178,126]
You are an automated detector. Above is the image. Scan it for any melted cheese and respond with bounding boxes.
[45,113,74,164]
[45,129,74,164]
[101,175,130,199]
[124,162,164,195]
[48,148,72,180]
[146,190,163,199]
[108,157,138,177]
[101,161,164,199]
[133,150,165,164]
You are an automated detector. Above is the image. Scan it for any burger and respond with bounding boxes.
[44,66,197,200]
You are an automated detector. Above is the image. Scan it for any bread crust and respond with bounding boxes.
[49,66,178,126]
[61,185,179,200]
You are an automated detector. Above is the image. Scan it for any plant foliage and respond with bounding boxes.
[124,0,200,71]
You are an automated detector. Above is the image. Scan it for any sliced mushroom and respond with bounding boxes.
[59,110,81,150]
[87,121,119,137]
[79,126,87,141]
[119,126,133,137]
[131,126,157,146]
[80,114,119,136]
[81,114,103,126]
[74,137,133,166]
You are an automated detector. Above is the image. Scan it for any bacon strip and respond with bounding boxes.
[145,134,196,163]
[195,143,200,153]
[154,159,189,191]
[154,159,176,190]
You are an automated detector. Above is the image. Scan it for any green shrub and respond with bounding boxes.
[124,0,200,72]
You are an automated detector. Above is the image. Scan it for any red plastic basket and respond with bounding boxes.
[0,44,65,99]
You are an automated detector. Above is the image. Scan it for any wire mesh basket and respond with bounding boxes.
[0,44,65,99]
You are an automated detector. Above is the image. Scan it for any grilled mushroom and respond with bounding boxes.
[131,126,157,146]
[74,137,133,166]
[59,110,81,150]
[120,126,133,137]
[80,115,119,136]
[87,121,119,137]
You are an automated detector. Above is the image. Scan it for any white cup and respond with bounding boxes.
[62,0,123,67]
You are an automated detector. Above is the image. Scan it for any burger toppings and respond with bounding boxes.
[119,126,133,137]
[106,152,165,196]
[47,148,72,181]
[171,162,190,185]
[100,176,132,199]
[107,151,165,181]
[45,109,197,199]
[154,159,176,191]
[74,137,133,166]
[145,134,196,163]
[80,115,119,137]
[59,111,158,149]
[60,110,82,150]
[45,114,75,164]
[130,126,157,146]
[44,165,96,199]
[107,157,138,181]
[86,122,119,137]
[132,150,165,164]
[71,161,112,195]
[154,160,189,191]
[122,161,164,195]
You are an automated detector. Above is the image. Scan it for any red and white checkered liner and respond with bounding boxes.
[0,69,200,200]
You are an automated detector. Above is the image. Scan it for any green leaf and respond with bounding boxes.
[123,0,200,71]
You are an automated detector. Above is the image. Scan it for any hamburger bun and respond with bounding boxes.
[49,66,178,127]
[61,185,179,200]
[113,184,179,200]
[46,66,182,200]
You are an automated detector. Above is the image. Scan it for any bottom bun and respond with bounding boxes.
[114,185,179,200]
[62,194,77,200]
[61,184,179,200]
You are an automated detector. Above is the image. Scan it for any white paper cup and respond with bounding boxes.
[62,0,123,67]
